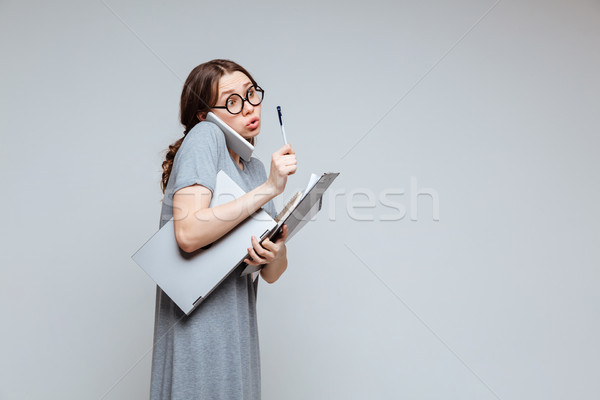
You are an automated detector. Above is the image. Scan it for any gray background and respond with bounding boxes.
[1,0,599,399]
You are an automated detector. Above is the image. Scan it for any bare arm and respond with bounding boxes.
[173,144,297,253]
[173,182,276,253]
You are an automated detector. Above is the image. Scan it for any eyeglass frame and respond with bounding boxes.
[212,85,265,115]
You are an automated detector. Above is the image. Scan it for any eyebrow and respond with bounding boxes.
[219,81,253,98]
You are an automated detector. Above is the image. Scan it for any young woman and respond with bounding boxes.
[151,59,297,400]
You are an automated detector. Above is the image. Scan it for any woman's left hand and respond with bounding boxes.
[244,224,289,266]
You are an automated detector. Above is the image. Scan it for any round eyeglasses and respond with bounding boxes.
[212,85,264,115]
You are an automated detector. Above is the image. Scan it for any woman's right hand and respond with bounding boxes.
[267,144,297,196]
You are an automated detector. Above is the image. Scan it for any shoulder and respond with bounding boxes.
[174,121,227,165]
[183,121,226,148]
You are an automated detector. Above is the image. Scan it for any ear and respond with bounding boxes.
[197,111,207,121]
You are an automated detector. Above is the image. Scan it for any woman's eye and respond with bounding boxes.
[247,88,256,98]
[227,98,237,107]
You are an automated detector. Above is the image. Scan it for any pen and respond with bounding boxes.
[277,106,288,145]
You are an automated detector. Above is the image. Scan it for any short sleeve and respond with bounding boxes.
[169,122,225,196]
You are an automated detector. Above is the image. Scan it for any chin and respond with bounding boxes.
[244,129,260,139]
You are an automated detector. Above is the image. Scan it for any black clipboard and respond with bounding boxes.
[240,172,340,276]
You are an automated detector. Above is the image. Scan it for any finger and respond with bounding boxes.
[274,156,296,170]
[276,157,296,167]
[244,258,261,267]
[252,238,274,261]
[280,224,289,240]
[283,165,297,175]
[251,236,274,259]
[260,238,276,251]
[275,143,294,156]
[280,155,297,166]
[274,227,288,245]
[247,246,267,264]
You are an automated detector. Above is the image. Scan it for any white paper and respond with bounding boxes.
[301,173,321,201]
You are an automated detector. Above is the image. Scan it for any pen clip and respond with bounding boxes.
[277,106,283,125]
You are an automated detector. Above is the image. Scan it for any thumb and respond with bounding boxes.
[278,224,289,242]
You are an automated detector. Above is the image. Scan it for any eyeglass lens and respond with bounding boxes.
[225,86,263,114]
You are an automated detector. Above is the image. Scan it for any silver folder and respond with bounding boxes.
[131,171,277,315]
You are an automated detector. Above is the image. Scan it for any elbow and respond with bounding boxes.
[174,219,218,253]
[262,274,278,284]
[175,229,194,253]
[174,225,201,253]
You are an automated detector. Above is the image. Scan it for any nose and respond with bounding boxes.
[242,99,254,116]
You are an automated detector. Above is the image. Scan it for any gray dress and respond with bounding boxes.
[150,121,276,400]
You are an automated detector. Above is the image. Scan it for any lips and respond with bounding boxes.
[246,117,260,129]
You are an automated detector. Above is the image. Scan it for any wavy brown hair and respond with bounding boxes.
[160,59,259,193]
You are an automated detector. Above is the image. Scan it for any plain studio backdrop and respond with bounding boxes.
[1,0,598,399]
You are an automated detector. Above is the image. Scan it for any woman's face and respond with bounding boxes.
[211,71,262,139]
